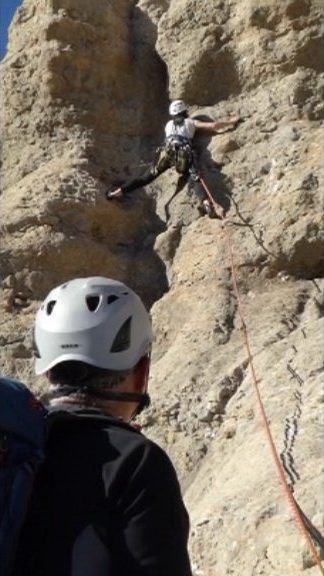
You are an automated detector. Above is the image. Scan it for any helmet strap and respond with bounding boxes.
[86,388,151,420]
[86,388,150,405]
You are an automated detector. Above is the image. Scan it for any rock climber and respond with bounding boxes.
[106,99,241,216]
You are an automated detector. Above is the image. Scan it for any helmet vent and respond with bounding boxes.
[46,300,57,315]
[110,316,131,353]
[86,295,101,312]
[107,295,119,305]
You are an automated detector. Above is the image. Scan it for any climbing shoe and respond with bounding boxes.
[202,199,214,217]
[198,200,222,219]
[105,188,123,201]
[190,169,200,182]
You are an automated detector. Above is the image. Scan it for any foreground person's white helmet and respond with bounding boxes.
[169,99,187,116]
[34,277,153,374]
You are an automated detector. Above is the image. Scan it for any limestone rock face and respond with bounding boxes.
[1,0,323,574]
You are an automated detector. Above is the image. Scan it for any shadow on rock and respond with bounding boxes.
[191,114,235,215]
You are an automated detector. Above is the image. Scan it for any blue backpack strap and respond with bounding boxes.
[0,377,47,576]
[0,377,46,447]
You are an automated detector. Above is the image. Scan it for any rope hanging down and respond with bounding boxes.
[199,176,324,574]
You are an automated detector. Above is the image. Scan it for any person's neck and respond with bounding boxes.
[174,116,185,124]
[48,394,137,423]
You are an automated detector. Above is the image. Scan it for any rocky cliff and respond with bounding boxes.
[0,0,323,574]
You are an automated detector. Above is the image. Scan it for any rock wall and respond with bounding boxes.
[0,0,323,574]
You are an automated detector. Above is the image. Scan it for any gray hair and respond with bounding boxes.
[47,361,132,391]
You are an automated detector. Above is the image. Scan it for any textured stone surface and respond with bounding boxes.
[0,0,323,573]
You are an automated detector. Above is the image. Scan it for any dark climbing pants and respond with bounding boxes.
[121,150,172,194]
[121,143,200,195]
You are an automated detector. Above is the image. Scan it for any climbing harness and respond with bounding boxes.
[159,137,196,176]
[199,176,324,573]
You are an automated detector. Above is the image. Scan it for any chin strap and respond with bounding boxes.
[86,388,150,405]
[44,384,151,420]
[86,388,151,418]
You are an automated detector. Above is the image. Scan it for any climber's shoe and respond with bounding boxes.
[105,187,123,201]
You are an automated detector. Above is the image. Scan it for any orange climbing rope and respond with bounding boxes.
[199,176,324,574]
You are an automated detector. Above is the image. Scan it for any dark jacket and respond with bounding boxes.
[13,408,192,576]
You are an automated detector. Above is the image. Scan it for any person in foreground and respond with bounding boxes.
[13,276,192,576]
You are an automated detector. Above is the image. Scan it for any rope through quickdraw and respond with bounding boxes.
[198,175,324,574]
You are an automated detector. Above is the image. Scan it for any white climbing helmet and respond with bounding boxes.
[34,277,153,374]
[169,99,187,116]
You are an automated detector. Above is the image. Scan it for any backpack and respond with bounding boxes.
[0,376,48,576]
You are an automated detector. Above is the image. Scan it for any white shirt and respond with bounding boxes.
[165,118,196,142]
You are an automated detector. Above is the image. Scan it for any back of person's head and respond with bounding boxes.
[169,99,188,118]
[34,277,153,390]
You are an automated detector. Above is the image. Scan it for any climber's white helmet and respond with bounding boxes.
[34,277,153,374]
[169,99,187,116]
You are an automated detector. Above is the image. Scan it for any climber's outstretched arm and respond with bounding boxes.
[194,115,242,135]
